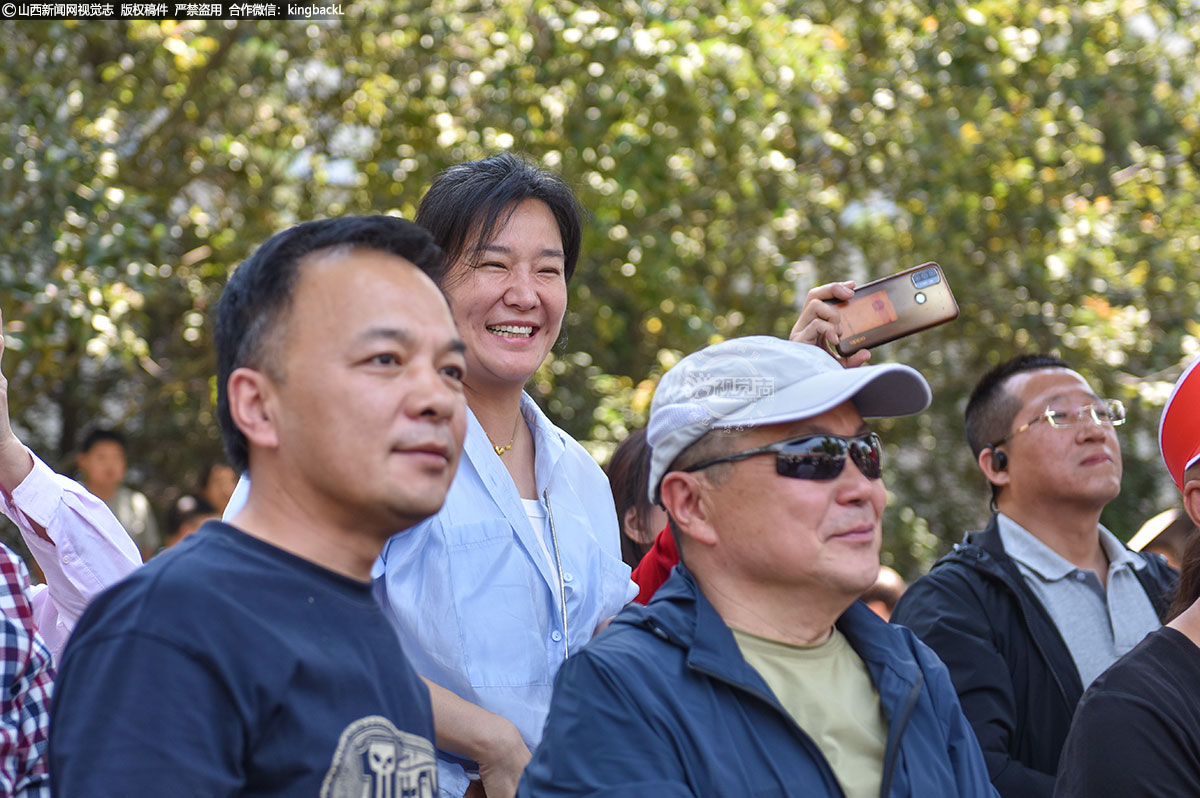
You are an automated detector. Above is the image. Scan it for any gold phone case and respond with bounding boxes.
[831,263,959,357]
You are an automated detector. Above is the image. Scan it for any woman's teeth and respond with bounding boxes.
[487,325,534,338]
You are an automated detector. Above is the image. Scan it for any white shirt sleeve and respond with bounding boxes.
[0,448,142,660]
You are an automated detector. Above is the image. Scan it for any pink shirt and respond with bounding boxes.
[0,449,141,660]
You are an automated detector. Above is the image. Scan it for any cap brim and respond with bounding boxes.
[711,361,931,429]
[1160,357,1200,491]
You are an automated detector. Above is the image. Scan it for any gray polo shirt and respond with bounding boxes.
[996,513,1161,689]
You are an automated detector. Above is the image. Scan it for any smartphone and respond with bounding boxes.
[827,263,958,356]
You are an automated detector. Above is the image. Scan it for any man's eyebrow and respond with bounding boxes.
[357,328,466,357]
[1043,391,1102,405]
[356,327,413,345]
[480,244,565,259]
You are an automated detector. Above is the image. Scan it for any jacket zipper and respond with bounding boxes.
[957,545,1079,710]
[685,657,848,797]
[672,620,923,798]
[878,671,923,796]
[544,489,569,660]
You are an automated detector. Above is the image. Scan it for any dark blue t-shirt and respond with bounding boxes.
[50,521,437,797]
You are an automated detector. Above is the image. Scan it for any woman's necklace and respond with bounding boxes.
[485,413,520,456]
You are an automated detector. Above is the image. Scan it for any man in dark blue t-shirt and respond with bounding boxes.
[50,216,468,797]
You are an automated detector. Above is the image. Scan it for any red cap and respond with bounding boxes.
[1160,357,1200,492]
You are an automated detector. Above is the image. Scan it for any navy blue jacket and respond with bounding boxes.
[519,566,997,797]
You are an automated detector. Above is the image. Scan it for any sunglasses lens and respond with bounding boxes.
[775,435,882,481]
[850,436,883,479]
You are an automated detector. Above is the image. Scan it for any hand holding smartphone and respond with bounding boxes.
[825,263,959,357]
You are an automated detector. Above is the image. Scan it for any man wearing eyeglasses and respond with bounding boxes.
[891,354,1177,798]
[519,336,997,797]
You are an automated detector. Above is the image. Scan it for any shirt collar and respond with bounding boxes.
[462,393,569,494]
[1097,524,1145,571]
[996,513,1143,581]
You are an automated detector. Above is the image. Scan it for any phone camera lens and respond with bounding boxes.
[912,268,941,289]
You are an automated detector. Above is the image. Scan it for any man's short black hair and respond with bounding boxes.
[214,215,443,474]
[964,353,1072,458]
[80,428,126,454]
[415,152,584,283]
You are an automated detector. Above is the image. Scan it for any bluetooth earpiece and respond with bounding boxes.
[989,445,1008,471]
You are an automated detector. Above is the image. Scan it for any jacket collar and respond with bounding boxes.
[620,563,930,794]
[626,564,925,693]
[958,512,1176,623]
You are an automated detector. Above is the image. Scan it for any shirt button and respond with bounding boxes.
[551,631,563,642]
[62,553,72,564]
[1075,572,1088,581]
[563,572,574,583]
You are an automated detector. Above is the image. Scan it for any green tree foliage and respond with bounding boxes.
[2,1,1198,574]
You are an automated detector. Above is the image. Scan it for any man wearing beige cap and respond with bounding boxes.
[1056,357,1200,796]
[519,336,996,797]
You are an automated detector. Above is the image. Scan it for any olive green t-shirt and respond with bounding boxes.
[732,625,887,798]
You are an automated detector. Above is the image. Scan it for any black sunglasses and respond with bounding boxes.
[680,432,884,481]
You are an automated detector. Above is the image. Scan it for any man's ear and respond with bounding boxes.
[227,367,280,455]
[1183,476,1200,530]
[659,472,719,549]
[978,447,1011,489]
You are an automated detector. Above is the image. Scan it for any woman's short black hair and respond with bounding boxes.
[214,215,443,474]
[607,428,657,568]
[415,153,584,283]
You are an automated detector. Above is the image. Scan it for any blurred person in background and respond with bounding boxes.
[75,428,160,561]
[161,494,217,549]
[606,427,667,569]
[200,461,237,516]
[1127,507,1195,571]
[1056,357,1200,797]
[862,565,907,621]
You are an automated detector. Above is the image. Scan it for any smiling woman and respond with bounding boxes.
[439,198,568,406]
[373,154,635,798]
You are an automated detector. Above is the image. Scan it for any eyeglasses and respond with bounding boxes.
[991,399,1126,449]
[680,432,883,481]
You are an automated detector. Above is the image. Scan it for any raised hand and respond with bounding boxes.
[788,281,872,368]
